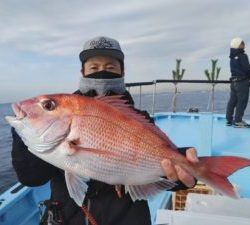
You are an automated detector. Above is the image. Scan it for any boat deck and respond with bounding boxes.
[148,112,250,223]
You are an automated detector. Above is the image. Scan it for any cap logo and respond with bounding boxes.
[89,37,114,49]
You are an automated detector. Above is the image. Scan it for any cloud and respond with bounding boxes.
[1,0,250,103]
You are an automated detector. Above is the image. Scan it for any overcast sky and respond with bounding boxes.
[1,0,250,103]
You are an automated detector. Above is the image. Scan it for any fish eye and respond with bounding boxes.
[41,99,56,111]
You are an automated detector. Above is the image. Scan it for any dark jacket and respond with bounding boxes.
[230,48,250,78]
[11,90,191,225]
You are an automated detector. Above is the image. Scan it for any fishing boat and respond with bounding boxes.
[1,80,250,225]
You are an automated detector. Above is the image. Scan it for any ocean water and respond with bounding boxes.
[0,103,17,193]
[1,90,250,194]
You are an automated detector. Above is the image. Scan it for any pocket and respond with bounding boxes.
[39,200,64,225]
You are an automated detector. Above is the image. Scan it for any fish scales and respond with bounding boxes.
[6,94,250,205]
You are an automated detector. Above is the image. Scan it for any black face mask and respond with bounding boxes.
[85,70,122,79]
[79,70,126,95]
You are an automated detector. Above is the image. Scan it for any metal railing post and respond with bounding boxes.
[152,81,157,115]
[139,85,142,110]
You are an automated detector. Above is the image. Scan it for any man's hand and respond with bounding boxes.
[160,148,199,188]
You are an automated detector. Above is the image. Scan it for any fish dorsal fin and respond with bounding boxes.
[95,95,129,107]
[95,95,177,148]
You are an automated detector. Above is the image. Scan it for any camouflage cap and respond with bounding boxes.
[79,36,124,63]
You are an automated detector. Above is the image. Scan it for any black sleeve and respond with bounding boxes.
[11,127,58,186]
[239,54,250,76]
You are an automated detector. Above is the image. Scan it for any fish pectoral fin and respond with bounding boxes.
[65,172,89,206]
[66,141,119,157]
[125,178,176,201]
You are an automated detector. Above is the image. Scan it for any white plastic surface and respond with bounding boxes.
[156,209,250,225]
[185,193,250,218]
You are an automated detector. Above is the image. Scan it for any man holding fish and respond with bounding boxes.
[9,36,215,225]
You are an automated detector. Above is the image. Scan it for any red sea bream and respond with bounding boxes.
[5,94,250,206]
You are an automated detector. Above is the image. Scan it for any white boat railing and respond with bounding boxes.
[126,79,231,114]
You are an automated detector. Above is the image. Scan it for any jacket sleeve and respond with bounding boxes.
[239,54,250,76]
[11,127,58,186]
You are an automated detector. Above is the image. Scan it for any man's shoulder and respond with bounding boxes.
[239,52,249,58]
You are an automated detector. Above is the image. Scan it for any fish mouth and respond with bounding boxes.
[5,103,27,126]
[12,103,27,120]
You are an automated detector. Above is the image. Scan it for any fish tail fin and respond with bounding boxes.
[198,156,250,197]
